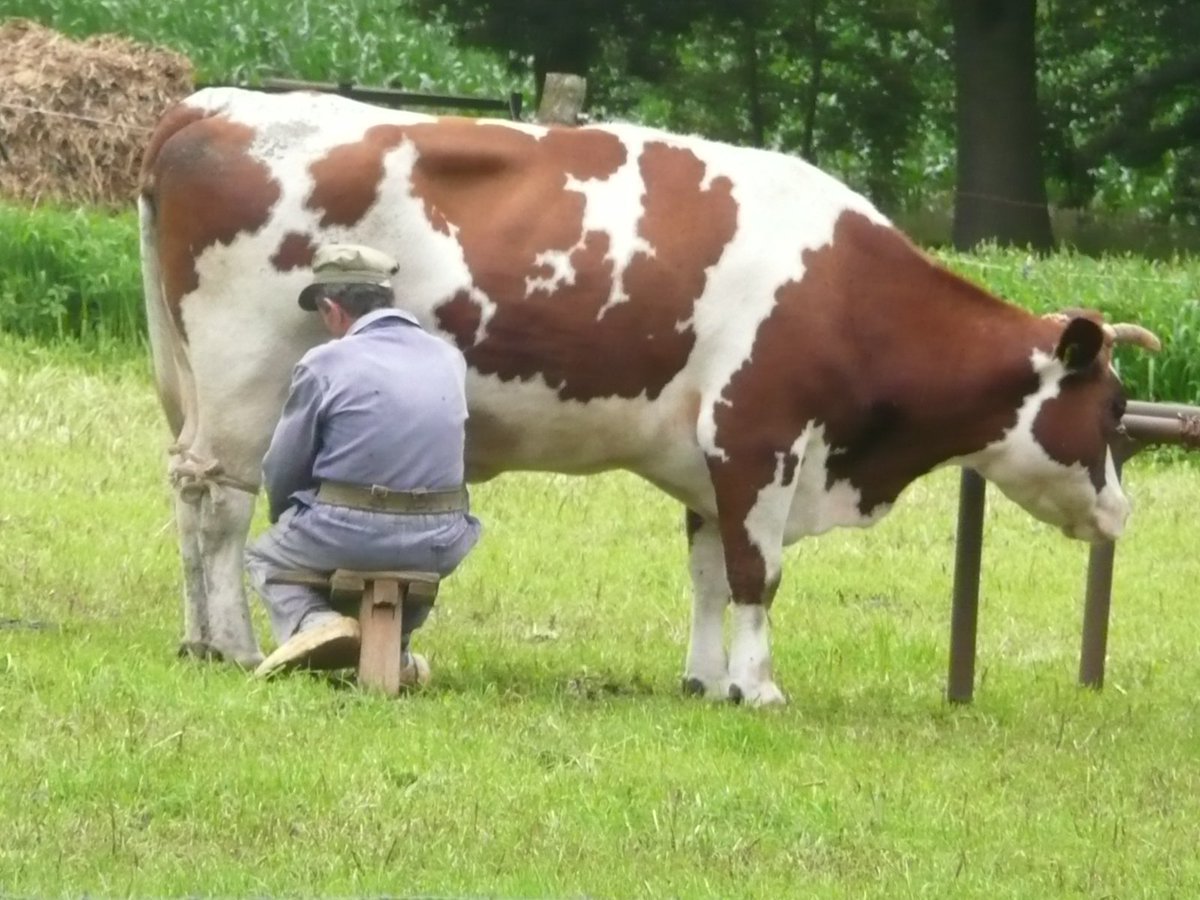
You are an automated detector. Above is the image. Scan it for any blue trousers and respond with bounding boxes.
[245,501,481,646]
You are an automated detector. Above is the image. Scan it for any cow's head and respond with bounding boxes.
[969,313,1160,543]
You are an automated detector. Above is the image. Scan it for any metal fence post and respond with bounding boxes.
[948,467,987,703]
[1079,456,1124,688]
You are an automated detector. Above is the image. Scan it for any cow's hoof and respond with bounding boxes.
[728,680,786,707]
[681,674,732,700]
[178,641,264,669]
[177,640,220,661]
[227,648,266,670]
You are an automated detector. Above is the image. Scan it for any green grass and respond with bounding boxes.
[2,337,1199,897]
[9,0,523,97]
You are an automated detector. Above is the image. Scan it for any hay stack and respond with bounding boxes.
[0,18,194,208]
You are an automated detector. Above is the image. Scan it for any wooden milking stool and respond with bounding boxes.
[268,568,439,695]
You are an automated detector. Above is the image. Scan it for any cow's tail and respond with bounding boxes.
[138,191,195,446]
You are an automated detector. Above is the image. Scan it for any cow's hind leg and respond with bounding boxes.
[174,487,214,659]
[682,510,731,699]
[171,448,262,668]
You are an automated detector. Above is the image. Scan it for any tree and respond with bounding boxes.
[407,0,719,105]
[950,0,1053,250]
[1040,0,1200,223]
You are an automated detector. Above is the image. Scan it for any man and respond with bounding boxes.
[246,243,481,683]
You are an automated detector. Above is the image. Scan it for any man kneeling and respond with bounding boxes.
[246,243,481,683]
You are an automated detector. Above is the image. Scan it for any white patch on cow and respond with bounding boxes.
[564,141,656,316]
[959,350,1129,542]
[525,248,576,297]
[728,604,785,706]
[784,424,892,543]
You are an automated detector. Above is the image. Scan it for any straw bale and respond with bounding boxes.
[0,18,194,208]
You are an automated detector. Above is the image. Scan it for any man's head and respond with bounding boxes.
[299,244,399,336]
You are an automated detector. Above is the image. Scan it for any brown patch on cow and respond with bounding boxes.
[144,114,281,336]
[708,211,1051,604]
[270,231,316,271]
[540,126,628,181]
[430,137,736,402]
[1032,356,1122,491]
[139,102,210,189]
[437,289,482,351]
[305,124,405,227]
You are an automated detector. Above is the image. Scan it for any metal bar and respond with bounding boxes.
[948,468,987,703]
[197,79,523,118]
[255,78,517,115]
[1125,400,1200,419]
[1122,414,1190,445]
[1079,455,1125,689]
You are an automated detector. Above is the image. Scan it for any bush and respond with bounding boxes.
[0,202,141,343]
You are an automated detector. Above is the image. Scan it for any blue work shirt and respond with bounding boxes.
[262,308,469,522]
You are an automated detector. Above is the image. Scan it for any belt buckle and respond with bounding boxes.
[369,484,389,508]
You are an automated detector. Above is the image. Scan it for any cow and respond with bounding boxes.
[138,87,1159,705]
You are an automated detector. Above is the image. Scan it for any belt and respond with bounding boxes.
[316,480,468,514]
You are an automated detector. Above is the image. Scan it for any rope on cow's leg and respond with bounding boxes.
[168,447,259,505]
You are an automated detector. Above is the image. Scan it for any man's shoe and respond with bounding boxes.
[254,616,361,679]
[399,652,431,688]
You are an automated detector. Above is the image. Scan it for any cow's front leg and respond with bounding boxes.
[728,601,783,706]
[682,510,731,699]
[708,449,797,707]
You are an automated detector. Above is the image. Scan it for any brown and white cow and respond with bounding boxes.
[139,88,1157,705]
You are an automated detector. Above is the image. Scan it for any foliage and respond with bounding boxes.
[2,337,1200,895]
[9,0,1197,225]
[1039,0,1200,222]
[408,0,1198,226]
[6,0,527,96]
[0,202,141,343]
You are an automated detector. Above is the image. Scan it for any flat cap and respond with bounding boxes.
[298,243,399,310]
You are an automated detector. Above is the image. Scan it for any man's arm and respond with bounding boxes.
[262,363,325,523]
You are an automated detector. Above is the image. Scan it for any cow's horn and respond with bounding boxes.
[1103,323,1162,353]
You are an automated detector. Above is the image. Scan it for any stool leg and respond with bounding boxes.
[358,579,404,695]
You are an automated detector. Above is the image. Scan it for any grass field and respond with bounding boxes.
[1,335,1199,897]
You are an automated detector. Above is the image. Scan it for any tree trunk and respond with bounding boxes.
[951,0,1053,251]
[800,0,824,164]
[742,22,765,147]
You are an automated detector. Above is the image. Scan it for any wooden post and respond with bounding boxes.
[536,73,587,126]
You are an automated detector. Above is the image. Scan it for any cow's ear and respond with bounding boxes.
[1055,317,1105,372]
